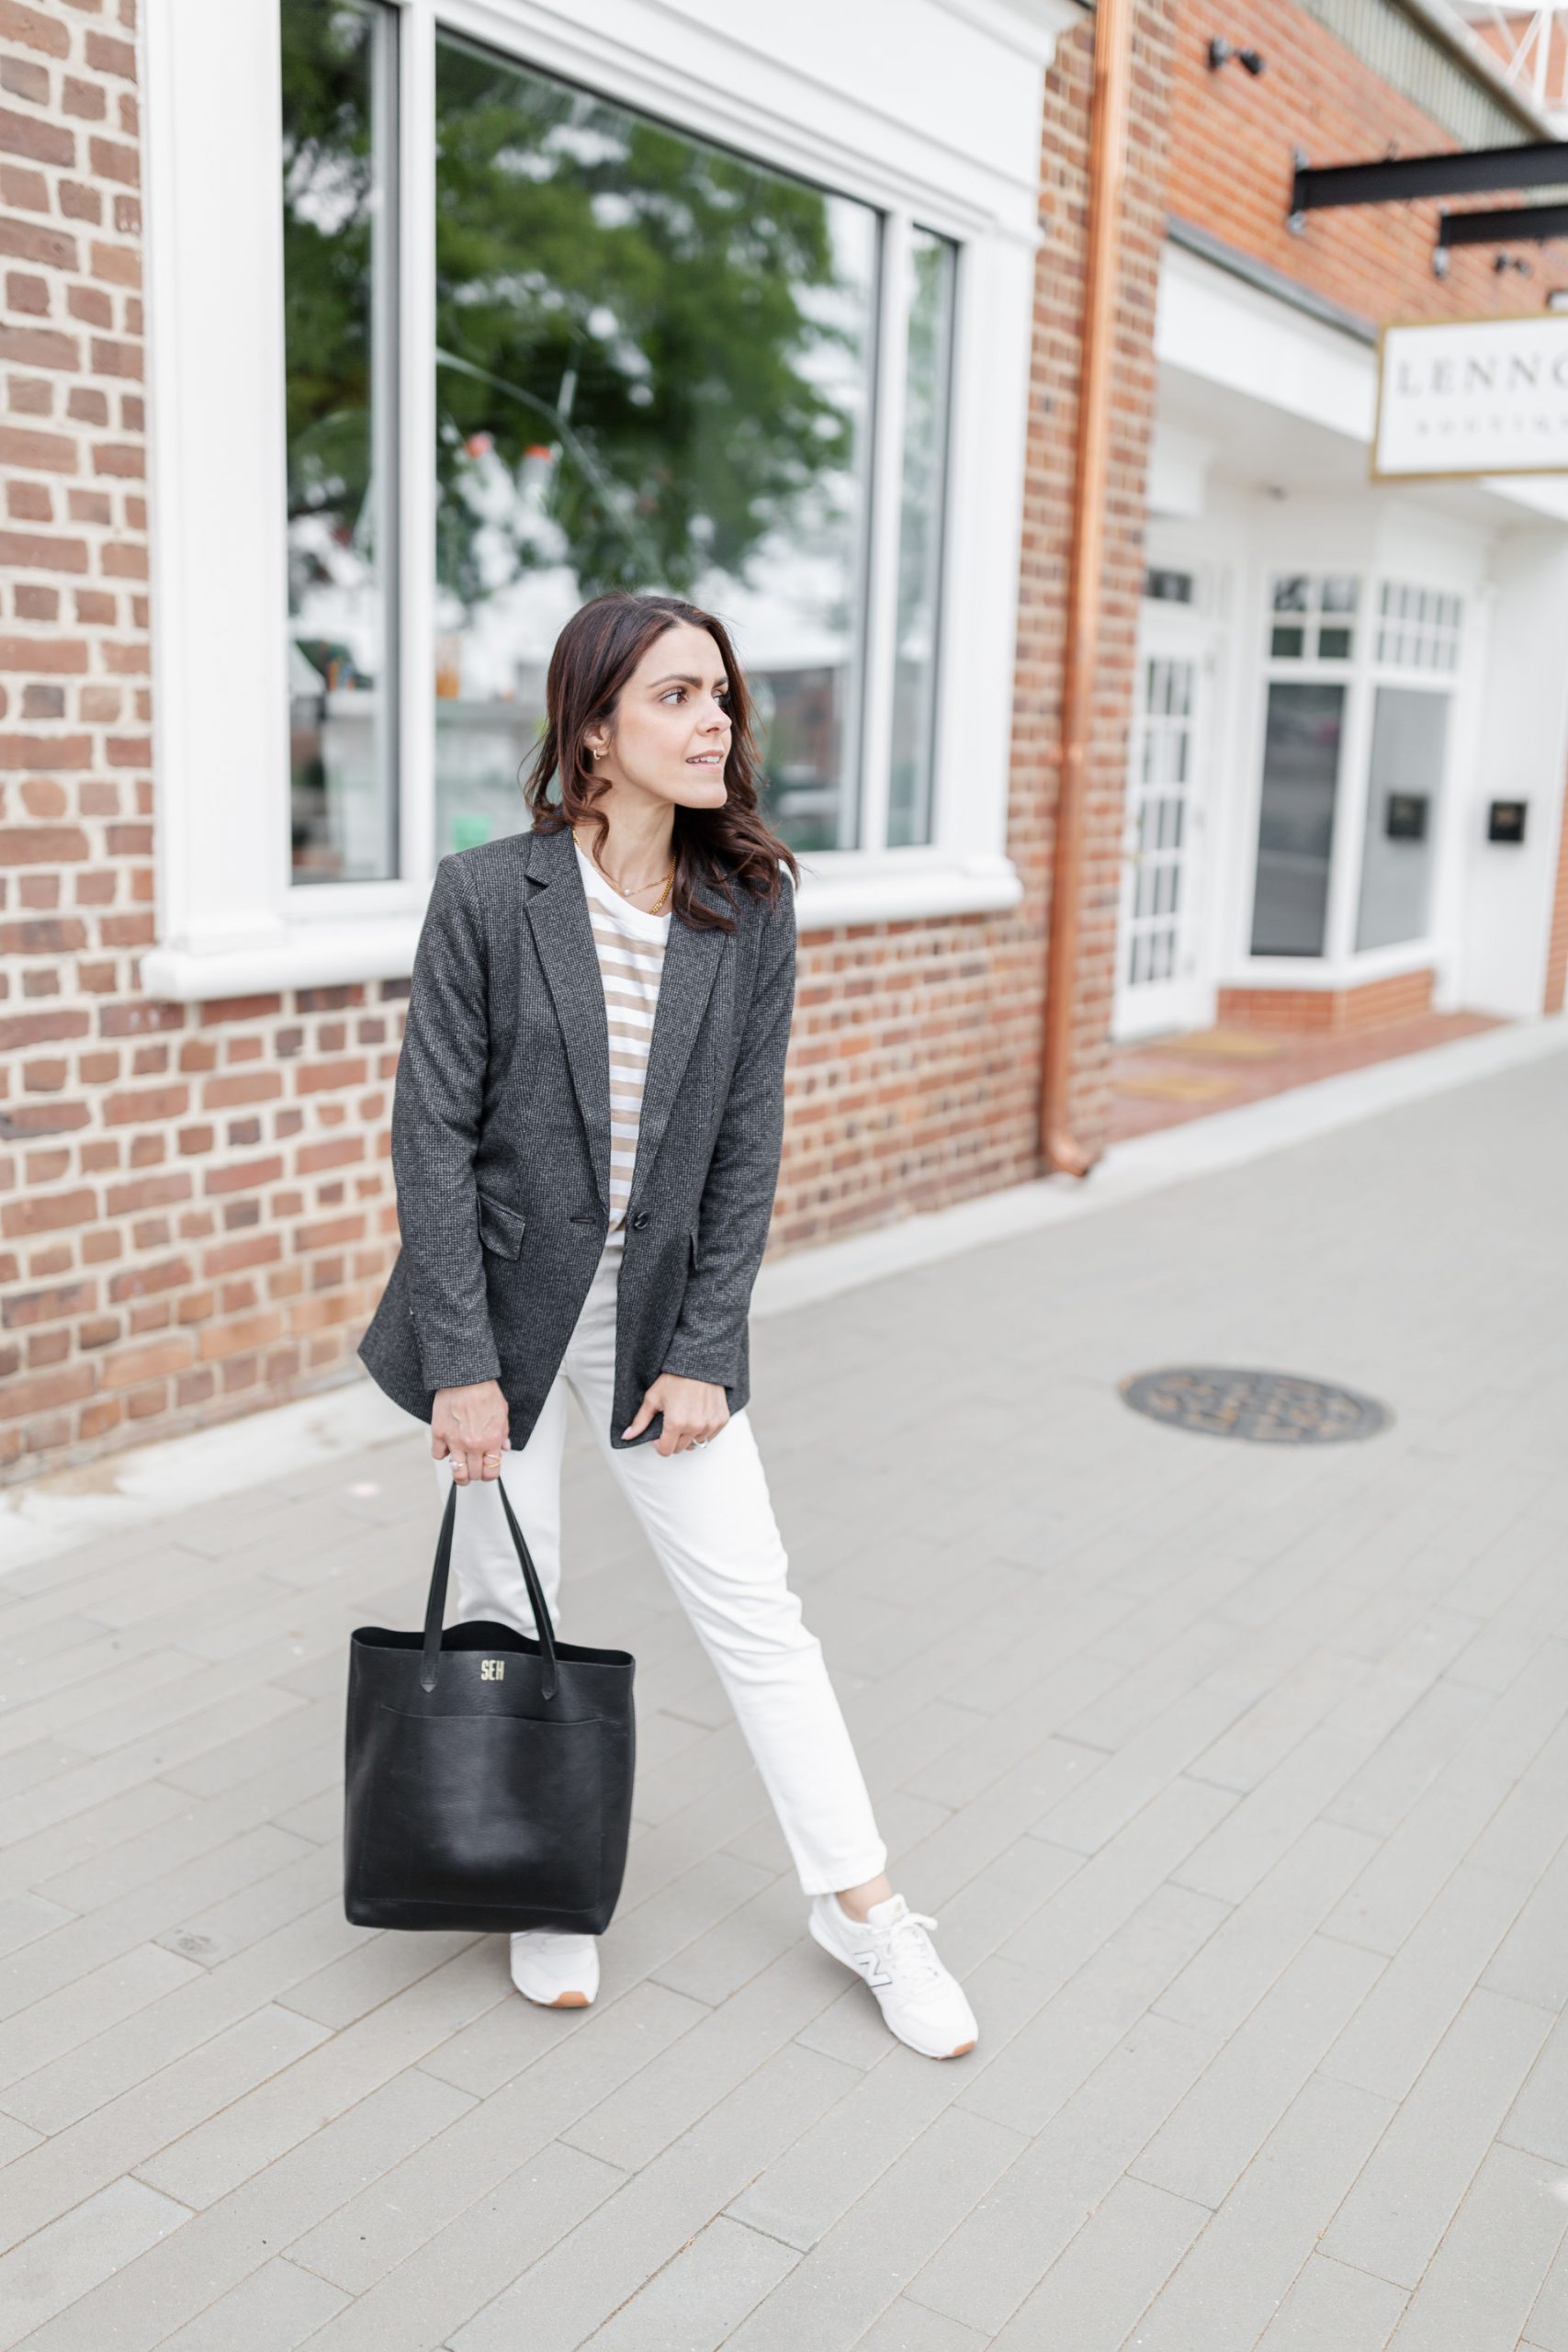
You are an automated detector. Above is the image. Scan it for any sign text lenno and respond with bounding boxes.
[1374,316,1568,479]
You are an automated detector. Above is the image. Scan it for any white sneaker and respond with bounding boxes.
[807,1890,978,2059]
[509,1928,599,2008]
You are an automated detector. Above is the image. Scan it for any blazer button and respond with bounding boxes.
[631,1210,650,1230]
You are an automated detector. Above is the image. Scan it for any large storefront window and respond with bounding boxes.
[276,18,959,883]
[431,32,879,858]
[1249,573,1460,962]
[281,0,398,886]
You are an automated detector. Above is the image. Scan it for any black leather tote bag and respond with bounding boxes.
[344,1476,636,1934]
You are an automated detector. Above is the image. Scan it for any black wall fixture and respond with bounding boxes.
[1209,34,1265,74]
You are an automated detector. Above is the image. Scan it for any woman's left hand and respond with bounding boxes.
[624,1374,729,1456]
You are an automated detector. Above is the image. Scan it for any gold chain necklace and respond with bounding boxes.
[572,827,675,915]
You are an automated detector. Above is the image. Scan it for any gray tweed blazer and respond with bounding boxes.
[355,820,796,1455]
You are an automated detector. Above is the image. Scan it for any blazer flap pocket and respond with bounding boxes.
[477,1191,526,1260]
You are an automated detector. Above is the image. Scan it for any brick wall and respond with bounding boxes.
[1166,0,1549,326]
[0,0,1176,1485]
[1019,0,1178,1158]
[1217,967,1436,1035]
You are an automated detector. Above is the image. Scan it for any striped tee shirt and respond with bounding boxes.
[574,837,671,1253]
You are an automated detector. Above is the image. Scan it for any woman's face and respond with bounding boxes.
[586,623,733,810]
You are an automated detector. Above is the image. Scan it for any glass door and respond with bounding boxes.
[1114,603,1213,1039]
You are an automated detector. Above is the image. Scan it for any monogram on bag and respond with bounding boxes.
[343,1478,637,1934]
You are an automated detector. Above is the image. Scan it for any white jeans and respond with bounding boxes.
[430,1241,888,1900]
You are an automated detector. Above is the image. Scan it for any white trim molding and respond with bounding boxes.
[139,849,1026,1001]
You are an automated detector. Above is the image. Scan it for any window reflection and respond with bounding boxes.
[889,229,955,849]
[1356,687,1447,950]
[1250,681,1344,956]
[433,33,878,856]
[282,0,398,885]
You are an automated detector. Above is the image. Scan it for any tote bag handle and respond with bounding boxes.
[421,1475,559,1701]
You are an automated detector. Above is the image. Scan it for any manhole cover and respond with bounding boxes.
[1119,1366,1392,1444]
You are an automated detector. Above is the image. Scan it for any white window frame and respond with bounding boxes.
[141,0,1074,999]
[1236,564,1469,988]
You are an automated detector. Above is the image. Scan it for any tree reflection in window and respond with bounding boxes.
[281,0,397,886]
[432,32,878,856]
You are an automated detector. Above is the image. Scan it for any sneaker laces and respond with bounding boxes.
[862,1905,944,1990]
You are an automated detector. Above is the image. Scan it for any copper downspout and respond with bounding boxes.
[1042,0,1134,1178]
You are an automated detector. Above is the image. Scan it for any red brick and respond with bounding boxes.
[203,1155,284,1196]
[5,266,49,313]
[0,56,48,105]
[61,74,106,121]
[102,1084,187,1125]
[85,28,135,77]
[5,1097,87,1146]
[0,1,71,59]
[0,825,89,866]
[87,134,136,187]
[0,106,71,166]
[0,1363,96,1419]
[0,322,77,371]
[104,1172,189,1216]
[102,1335,195,1388]
[0,636,86,673]
[0,218,74,268]
[89,238,138,287]
[66,283,113,329]
[1,1279,94,1328]
[0,161,49,210]
[0,731,91,770]
[0,1185,95,1237]
[198,1311,283,1363]
[58,178,102,224]
[0,528,87,572]
[89,333,140,378]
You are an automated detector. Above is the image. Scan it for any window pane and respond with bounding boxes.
[1250,681,1344,956]
[888,229,955,851]
[282,0,398,885]
[432,33,878,857]
[1355,687,1447,951]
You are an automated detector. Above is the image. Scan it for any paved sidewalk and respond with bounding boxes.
[1,1046,1566,2350]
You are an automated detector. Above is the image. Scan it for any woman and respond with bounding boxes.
[357,590,977,2060]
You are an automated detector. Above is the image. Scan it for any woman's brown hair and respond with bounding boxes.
[522,591,800,932]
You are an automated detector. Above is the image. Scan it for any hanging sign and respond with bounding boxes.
[1373,314,1568,480]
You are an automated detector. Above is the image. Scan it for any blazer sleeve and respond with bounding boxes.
[389,853,502,1394]
[659,875,796,1392]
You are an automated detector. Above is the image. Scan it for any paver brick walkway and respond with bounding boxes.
[2,1046,1566,2347]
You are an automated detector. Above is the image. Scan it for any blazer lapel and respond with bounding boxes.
[632,881,726,1203]
[525,825,613,1214]
[524,822,728,1217]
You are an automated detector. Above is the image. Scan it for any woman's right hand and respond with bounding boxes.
[431,1380,511,1482]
